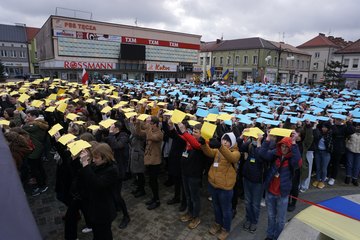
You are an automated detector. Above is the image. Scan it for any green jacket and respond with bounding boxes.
[23,119,49,159]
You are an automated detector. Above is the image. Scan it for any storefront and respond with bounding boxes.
[36,16,201,82]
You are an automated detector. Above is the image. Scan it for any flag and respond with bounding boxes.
[207,67,215,78]
[81,68,89,85]
[207,69,211,77]
[222,69,229,80]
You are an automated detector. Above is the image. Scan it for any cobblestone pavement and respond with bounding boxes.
[27,159,359,240]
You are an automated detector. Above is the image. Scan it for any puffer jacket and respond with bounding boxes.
[22,118,49,159]
[201,144,241,190]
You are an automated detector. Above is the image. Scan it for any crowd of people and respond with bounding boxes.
[0,78,359,240]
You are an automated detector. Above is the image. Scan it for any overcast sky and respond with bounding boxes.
[0,0,359,46]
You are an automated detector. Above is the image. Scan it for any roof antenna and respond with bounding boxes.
[135,18,138,26]
[328,28,331,36]
[282,32,285,43]
[221,33,223,40]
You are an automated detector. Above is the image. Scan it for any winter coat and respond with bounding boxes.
[106,131,130,179]
[260,137,301,197]
[313,128,333,153]
[79,162,119,224]
[128,122,146,173]
[201,143,241,190]
[166,127,186,176]
[300,124,314,182]
[238,139,263,183]
[22,118,49,159]
[346,132,360,153]
[136,122,163,166]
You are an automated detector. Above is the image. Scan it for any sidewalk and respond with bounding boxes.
[27,160,359,240]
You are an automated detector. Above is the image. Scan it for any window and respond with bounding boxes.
[301,60,304,69]
[314,52,320,58]
[213,57,216,65]
[0,50,7,57]
[20,44,23,48]
[291,60,294,67]
[220,57,223,65]
[10,50,16,58]
[286,60,289,67]
[206,57,210,65]
[34,51,38,59]
[274,57,278,66]
[235,56,240,65]
[200,57,204,65]
[243,56,249,65]
[352,59,359,69]
[312,74,317,80]
[296,60,300,69]
[313,62,319,69]
[306,61,310,68]
[19,51,26,58]
[253,56,258,65]
[227,56,231,65]
[280,58,283,67]
[343,59,349,68]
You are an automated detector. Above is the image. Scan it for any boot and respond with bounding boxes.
[352,178,359,186]
[118,216,130,229]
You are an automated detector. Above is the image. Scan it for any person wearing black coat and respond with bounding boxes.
[78,143,119,240]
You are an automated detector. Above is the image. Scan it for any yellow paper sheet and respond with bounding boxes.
[170,109,187,124]
[57,103,68,113]
[48,123,63,136]
[47,94,57,100]
[243,127,264,139]
[296,205,360,240]
[188,120,200,126]
[66,113,79,121]
[0,120,10,126]
[87,125,100,131]
[58,133,76,145]
[101,106,112,114]
[112,91,118,96]
[45,106,56,112]
[270,128,293,137]
[57,88,66,95]
[125,112,137,119]
[137,114,150,121]
[201,122,217,140]
[217,113,233,121]
[74,121,85,125]
[98,100,108,106]
[31,100,43,108]
[99,119,117,128]
[68,140,92,156]
[204,113,218,122]
[18,93,30,103]
[85,99,95,104]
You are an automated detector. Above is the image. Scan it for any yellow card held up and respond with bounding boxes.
[188,120,200,126]
[31,100,43,108]
[18,93,30,103]
[137,114,150,121]
[58,133,76,145]
[88,125,100,131]
[270,128,293,137]
[68,140,92,156]
[99,119,117,128]
[74,121,85,125]
[204,113,218,122]
[66,113,79,121]
[170,109,187,124]
[125,112,137,119]
[48,93,57,100]
[201,122,217,140]
[48,123,63,136]
[57,88,66,95]
[98,100,108,106]
[101,106,112,114]
[0,120,10,126]
[57,103,68,113]
[45,106,56,112]
[243,127,264,139]
[217,113,233,121]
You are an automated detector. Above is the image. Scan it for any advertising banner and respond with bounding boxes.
[146,62,178,72]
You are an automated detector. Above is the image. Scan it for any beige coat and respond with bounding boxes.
[136,122,163,165]
[346,132,360,153]
[201,144,240,190]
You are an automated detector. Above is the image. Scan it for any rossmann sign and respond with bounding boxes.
[64,61,115,70]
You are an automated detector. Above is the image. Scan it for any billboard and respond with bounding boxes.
[120,44,145,60]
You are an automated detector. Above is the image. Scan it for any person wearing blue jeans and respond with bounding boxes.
[313,122,333,189]
[208,184,233,231]
[243,178,262,230]
[259,133,301,240]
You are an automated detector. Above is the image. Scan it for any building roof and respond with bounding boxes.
[297,33,344,48]
[26,27,40,42]
[200,40,224,52]
[270,41,311,56]
[211,37,277,51]
[335,39,360,54]
[0,24,27,43]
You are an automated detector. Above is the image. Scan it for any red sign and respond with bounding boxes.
[64,21,97,31]
[121,36,200,50]
[64,61,114,70]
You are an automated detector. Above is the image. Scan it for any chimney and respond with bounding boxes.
[216,39,221,44]
[319,33,325,36]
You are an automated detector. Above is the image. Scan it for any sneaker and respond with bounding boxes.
[217,228,229,240]
[180,213,193,222]
[317,182,325,189]
[249,224,257,233]
[287,204,296,212]
[31,188,41,197]
[188,217,201,229]
[299,187,306,193]
[328,178,335,186]
[312,180,319,188]
[208,196,212,201]
[242,221,250,231]
[40,186,48,193]
[81,227,92,233]
[260,199,266,207]
[209,223,221,235]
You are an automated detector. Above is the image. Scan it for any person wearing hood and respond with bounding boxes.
[259,132,301,240]
[199,132,240,240]
[22,109,49,196]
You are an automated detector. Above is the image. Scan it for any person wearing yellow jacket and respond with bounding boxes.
[199,132,240,240]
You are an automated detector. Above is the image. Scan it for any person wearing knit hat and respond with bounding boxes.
[258,132,301,240]
[198,132,240,240]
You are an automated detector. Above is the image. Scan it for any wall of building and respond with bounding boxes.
[0,41,29,76]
